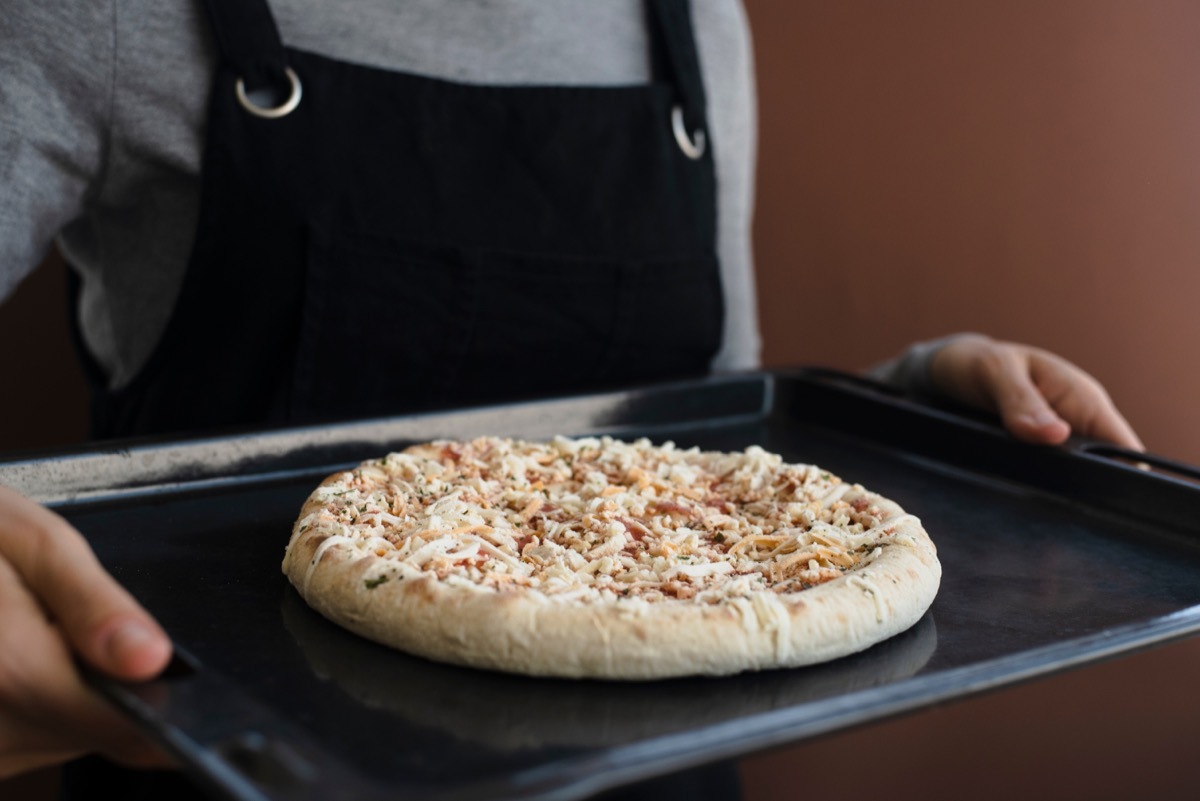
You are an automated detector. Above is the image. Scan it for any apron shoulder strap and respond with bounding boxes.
[647,0,708,131]
[198,0,289,89]
[198,0,707,129]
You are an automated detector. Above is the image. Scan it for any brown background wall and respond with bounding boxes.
[741,2,1200,797]
[747,0,1200,464]
[3,1,1200,799]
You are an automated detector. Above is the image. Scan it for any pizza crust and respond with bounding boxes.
[282,437,940,680]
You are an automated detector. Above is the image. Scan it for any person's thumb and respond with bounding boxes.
[0,485,172,680]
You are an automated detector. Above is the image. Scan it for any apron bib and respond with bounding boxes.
[76,0,722,440]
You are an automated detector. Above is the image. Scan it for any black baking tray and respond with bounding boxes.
[5,368,1200,801]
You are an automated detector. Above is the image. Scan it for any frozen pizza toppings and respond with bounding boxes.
[292,436,920,604]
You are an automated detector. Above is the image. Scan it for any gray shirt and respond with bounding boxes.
[1,0,761,390]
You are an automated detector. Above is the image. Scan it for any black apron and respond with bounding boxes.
[65,2,738,799]
[76,0,723,441]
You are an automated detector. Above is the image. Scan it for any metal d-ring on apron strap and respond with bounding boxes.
[647,0,708,158]
[200,0,302,118]
[204,0,701,148]
[235,66,301,119]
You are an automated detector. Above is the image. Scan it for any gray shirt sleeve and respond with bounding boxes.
[0,1,113,298]
[866,332,988,398]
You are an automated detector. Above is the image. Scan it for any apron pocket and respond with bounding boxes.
[457,249,724,396]
[292,229,723,423]
[292,233,477,422]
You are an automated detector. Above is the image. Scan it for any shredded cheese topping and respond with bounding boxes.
[294,436,916,605]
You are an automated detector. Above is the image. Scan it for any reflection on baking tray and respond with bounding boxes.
[280,587,937,751]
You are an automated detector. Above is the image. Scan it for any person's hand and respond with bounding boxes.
[928,334,1144,450]
[0,485,174,778]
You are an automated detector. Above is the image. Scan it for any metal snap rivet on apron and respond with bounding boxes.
[671,105,706,160]
[236,67,302,119]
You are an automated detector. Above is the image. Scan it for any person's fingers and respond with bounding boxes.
[1027,351,1145,451]
[0,562,86,780]
[0,485,172,680]
[927,336,1144,449]
[0,555,173,776]
[979,347,1072,445]
[0,488,176,770]
[939,341,1071,445]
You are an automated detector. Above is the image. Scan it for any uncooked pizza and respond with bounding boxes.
[282,435,940,679]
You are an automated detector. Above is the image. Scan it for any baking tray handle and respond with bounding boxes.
[83,650,364,801]
[779,367,1200,536]
[1076,444,1200,488]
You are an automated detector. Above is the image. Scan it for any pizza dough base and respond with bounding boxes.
[283,489,940,680]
